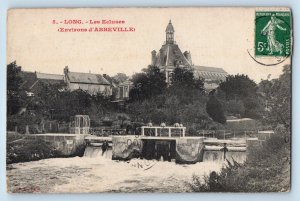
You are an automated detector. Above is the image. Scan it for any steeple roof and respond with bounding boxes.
[165,20,175,33]
[154,44,191,67]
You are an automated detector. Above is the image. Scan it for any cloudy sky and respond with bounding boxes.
[7,8,291,82]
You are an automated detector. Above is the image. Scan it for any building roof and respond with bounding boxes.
[103,74,118,87]
[36,72,64,80]
[165,20,175,33]
[119,80,133,86]
[66,72,110,85]
[19,71,65,91]
[193,66,228,73]
[36,72,64,86]
[193,66,228,81]
[154,44,191,67]
[19,71,37,90]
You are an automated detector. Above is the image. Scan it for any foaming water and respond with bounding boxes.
[203,150,246,164]
[7,154,225,193]
[83,146,112,159]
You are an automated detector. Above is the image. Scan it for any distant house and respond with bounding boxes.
[20,71,64,96]
[63,66,112,95]
[116,80,133,100]
[36,72,64,85]
[102,74,133,100]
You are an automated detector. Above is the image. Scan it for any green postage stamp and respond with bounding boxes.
[255,11,291,57]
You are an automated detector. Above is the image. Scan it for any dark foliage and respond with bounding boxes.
[7,61,28,115]
[206,95,226,124]
[127,66,210,129]
[219,74,258,100]
[218,74,264,119]
[259,65,291,129]
[7,138,62,164]
[130,65,167,102]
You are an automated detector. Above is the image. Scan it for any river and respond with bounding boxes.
[7,152,225,193]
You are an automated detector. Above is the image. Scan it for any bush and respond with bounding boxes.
[7,138,62,164]
[189,128,290,192]
[226,99,245,117]
[206,95,226,124]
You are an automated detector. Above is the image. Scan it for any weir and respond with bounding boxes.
[24,123,266,164]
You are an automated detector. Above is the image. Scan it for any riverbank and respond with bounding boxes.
[189,129,291,192]
[7,156,224,193]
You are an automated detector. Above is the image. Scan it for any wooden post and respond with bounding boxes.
[168,128,171,137]
[155,128,158,137]
[141,127,144,136]
[25,125,29,135]
[224,130,225,140]
[182,128,185,137]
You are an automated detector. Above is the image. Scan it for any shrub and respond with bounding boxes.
[189,128,290,192]
[206,95,226,124]
[7,138,62,164]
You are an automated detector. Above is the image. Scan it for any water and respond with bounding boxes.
[7,156,224,193]
[202,150,246,164]
[83,146,112,159]
[7,145,247,193]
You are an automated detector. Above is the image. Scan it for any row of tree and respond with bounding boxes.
[7,61,291,131]
[127,64,290,130]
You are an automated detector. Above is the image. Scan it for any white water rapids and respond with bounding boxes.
[7,148,227,193]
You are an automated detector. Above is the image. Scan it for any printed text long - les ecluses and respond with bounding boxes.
[58,27,136,32]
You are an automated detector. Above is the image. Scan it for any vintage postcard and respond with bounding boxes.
[6,7,292,193]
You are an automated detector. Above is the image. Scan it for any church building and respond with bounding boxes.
[151,20,228,90]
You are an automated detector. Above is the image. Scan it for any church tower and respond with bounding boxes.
[151,20,192,83]
[165,20,175,44]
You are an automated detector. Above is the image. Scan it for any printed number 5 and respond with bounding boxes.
[257,42,265,52]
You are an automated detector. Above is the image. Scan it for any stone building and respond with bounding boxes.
[116,80,133,100]
[63,66,112,95]
[20,71,64,96]
[151,20,228,89]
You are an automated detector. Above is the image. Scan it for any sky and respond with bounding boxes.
[7,8,291,82]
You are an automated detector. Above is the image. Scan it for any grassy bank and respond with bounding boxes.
[189,129,291,192]
[7,132,63,164]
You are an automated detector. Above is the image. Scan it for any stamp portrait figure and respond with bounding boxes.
[261,14,287,55]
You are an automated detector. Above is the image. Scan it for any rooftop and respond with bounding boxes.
[155,44,191,67]
[193,66,228,74]
[66,71,110,85]
[165,20,175,33]
[36,72,64,80]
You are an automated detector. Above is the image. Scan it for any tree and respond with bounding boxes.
[112,73,129,84]
[218,74,264,119]
[7,61,27,115]
[219,74,258,100]
[206,95,226,124]
[226,99,245,117]
[170,67,204,91]
[261,65,291,129]
[90,92,113,118]
[168,67,204,104]
[130,65,166,101]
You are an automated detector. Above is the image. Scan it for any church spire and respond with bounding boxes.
[165,20,175,44]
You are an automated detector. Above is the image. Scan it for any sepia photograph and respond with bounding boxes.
[6,7,291,193]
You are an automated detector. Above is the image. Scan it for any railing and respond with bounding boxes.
[141,126,186,137]
[89,127,126,136]
[191,130,268,140]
